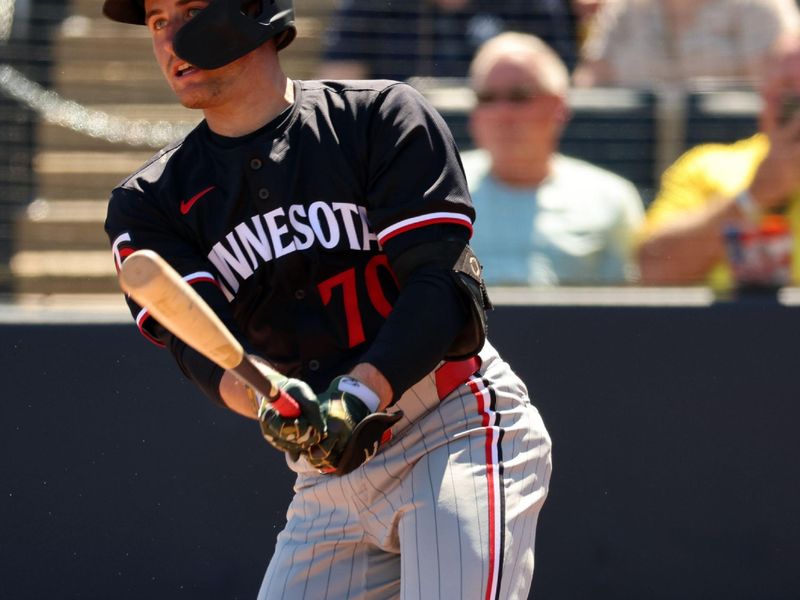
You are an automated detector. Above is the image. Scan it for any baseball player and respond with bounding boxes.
[102,0,552,598]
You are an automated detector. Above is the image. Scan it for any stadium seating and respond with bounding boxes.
[0,0,766,295]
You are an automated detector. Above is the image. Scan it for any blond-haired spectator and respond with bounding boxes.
[462,32,645,285]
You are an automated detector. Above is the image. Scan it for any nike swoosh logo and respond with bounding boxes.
[180,185,215,215]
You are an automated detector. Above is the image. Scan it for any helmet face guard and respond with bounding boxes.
[102,0,145,24]
[102,0,296,69]
[174,0,296,70]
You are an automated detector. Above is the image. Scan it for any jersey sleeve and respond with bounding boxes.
[105,186,243,403]
[353,84,484,398]
[105,188,231,343]
[363,82,475,259]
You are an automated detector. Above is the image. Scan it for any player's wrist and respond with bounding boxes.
[306,375,403,475]
[335,376,380,413]
[347,363,393,410]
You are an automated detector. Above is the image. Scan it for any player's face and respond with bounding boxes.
[469,57,566,165]
[143,0,255,109]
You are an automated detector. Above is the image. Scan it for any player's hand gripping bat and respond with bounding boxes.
[119,249,401,475]
[118,249,301,418]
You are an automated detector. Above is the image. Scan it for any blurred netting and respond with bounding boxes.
[0,0,762,296]
[685,88,763,148]
[0,0,34,292]
[0,0,334,295]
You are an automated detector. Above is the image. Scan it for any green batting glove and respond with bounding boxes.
[305,376,403,475]
[256,375,325,455]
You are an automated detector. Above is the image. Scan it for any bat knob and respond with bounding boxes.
[270,390,303,418]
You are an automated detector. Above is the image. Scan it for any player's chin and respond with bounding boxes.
[178,97,208,110]
[171,88,211,110]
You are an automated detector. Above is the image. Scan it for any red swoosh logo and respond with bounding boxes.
[180,185,215,215]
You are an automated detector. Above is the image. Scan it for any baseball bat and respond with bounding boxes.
[118,249,301,418]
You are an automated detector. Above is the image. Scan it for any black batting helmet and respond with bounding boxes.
[102,0,296,70]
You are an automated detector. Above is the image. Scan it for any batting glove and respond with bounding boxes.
[305,376,403,476]
[256,375,325,455]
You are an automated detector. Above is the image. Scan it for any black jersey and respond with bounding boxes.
[105,80,474,392]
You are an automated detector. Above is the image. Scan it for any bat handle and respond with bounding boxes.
[233,357,302,418]
[266,389,303,419]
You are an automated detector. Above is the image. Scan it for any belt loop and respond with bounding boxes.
[380,356,482,449]
[434,356,481,400]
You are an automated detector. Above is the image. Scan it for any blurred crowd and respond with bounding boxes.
[5,0,800,294]
[313,0,800,293]
[318,0,798,88]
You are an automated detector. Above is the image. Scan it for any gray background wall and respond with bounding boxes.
[3,300,799,599]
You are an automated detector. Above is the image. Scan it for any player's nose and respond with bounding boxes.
[152,18,183,56]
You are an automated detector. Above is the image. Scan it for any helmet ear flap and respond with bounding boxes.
[174,0,296,70]
[274,27,297,51]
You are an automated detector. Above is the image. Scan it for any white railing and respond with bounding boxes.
[0,0,192,148]
[0,64,193,147]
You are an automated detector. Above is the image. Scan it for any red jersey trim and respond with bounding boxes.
[134,270,220,347]
[377,212,473,245]
[467,376,506,600]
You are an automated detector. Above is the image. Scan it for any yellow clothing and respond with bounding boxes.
[641,133,800,290]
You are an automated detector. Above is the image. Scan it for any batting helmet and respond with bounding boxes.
[102,0,296,70]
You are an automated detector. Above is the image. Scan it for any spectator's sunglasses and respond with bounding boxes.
[474,86,539,105]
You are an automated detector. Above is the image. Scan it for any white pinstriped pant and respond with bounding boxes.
[258,340,552,600]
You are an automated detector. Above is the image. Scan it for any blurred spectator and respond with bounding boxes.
[637,38,800,290]
[316,0,581,81]
[462,32,645,286]
[573,0,800,89]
